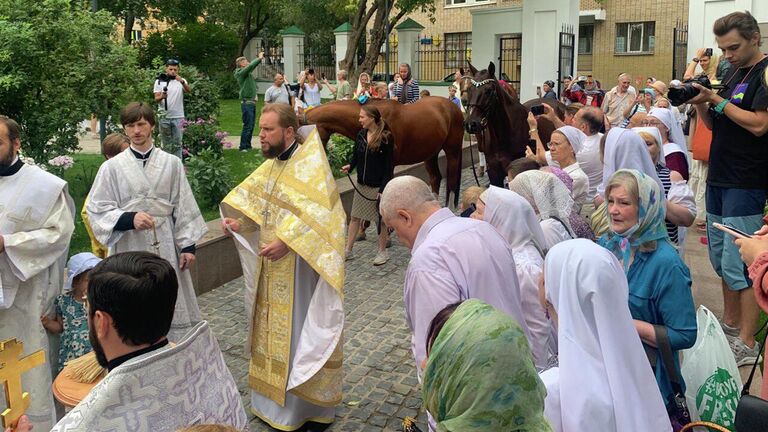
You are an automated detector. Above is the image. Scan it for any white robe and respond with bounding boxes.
[50,321,248,432]
[0,163,75,429]
[541,239,671,432]
[86,147,207,341]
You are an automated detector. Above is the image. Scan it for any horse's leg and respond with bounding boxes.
[447,128,464,209]
[424,154,442,200]
[487,161,506,188]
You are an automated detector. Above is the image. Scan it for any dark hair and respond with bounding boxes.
[87,252,178,346]
[713,11,761,44]
[506,157,540,179]
[579,106,604,134]
[0,115,21,143]
[166,59,180,66]
[426,302,462,356]
[120,102,156,127]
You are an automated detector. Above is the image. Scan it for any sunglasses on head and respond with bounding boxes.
[166,59,180,66]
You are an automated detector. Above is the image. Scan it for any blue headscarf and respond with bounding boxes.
[599,169,668,270]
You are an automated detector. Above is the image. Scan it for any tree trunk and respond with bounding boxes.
[343,0,406,83]
[123,14,135,45]
[238,1,254,56]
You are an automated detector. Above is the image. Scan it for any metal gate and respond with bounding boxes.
[672,20,689,80]
[498,35,522,92]
[557,24,575,97]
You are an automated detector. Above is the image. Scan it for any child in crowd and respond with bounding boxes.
[420,89,431,98]
[447,85,463,112]
[41,253,101,373]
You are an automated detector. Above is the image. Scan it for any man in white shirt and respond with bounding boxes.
[264,73,294,106]
[572,106,604,216]
[601,73,636,127]
[153,59,190,159]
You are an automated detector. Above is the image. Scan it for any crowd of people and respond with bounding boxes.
[2,8,768,432]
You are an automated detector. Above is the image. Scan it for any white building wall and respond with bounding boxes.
[687,0,768,60]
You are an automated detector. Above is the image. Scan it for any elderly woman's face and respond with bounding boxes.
[548,132,574,163]
[470,199,486,221]
[607,185,639,234]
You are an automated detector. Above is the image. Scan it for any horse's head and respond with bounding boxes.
[464,61,504,134]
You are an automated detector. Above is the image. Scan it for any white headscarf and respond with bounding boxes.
[554,126,586,154]
[481,186,547,257]
[509,170,574,236]
[632,127,665,166]
[64,252,102,292]
[542,239,672,432]
[599,128,664,198]
[648,107,686,151]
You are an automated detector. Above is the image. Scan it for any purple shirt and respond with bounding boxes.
[404,208,530,374]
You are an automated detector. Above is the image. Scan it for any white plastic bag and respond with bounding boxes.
[680,305,743,430]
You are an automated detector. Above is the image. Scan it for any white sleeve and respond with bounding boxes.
[153,80,163,93]
[668,180,696,216]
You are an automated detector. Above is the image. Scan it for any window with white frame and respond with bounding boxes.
[615,21,655,54]
[445,0,492,7]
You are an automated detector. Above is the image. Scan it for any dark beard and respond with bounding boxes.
[89,319,109,368]
[263,140,286,159]
[0,148,15,168]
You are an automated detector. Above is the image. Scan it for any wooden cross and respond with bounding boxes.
[0,339,45,428]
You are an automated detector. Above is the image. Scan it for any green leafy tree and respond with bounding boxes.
[0,0,149,163]
[340,0,436,81]
[97,0,209,44]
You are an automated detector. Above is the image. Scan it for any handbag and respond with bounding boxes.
[646,325,692,431]
[681,321,768,432]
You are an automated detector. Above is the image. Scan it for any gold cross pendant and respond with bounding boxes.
[0,339,45,428]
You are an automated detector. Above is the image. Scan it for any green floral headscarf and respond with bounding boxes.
[422,300,552,432]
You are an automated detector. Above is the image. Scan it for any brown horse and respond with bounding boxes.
[302,98,465,207]
[464,62,558,187]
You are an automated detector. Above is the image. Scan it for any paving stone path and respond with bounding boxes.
[196,171,485,431]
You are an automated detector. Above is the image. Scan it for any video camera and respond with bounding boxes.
[667,75,724,106]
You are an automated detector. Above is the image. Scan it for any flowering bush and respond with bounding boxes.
[47,155,75,178]
[181,118,229,157]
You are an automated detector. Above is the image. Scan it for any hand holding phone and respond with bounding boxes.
[713,222,752,239]
[530,105,545,116]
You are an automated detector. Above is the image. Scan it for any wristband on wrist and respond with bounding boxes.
[529,128,537,133]
[714,99,729,114]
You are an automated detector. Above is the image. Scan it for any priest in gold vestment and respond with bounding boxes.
[221,103,345,431]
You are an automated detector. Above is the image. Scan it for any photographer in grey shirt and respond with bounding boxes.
[264,73,294,106]
[153,59,190,159]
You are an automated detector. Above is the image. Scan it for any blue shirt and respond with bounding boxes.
[597,238,697,405]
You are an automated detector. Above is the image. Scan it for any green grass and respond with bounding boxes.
[217,99,265,137]
[66,149,266,255]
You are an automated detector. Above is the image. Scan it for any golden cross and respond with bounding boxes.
[0,339,45,428]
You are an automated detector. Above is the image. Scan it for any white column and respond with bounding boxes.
[282,26,305,83]
[520,0,579,101]
[396,19,424,79]
[334,23,353,76]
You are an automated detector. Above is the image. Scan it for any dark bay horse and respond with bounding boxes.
[464,62,559,187]
[302,98,465,207]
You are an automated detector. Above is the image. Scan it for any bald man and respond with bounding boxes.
[601,73,636,127]
[380,176,531,377]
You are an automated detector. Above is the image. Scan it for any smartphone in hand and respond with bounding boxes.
[713,222,752,239]
[530,105,545,116]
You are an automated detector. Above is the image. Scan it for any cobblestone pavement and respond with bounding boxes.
[197,169,483,431]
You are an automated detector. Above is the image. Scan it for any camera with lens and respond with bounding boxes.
[668,75,718,106]
[157,72,176,85]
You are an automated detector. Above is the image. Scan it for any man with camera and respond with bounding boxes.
[688,11,768,367]
[153,59,190,159]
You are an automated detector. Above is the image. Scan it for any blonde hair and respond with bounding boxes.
[637,131,661,163]
[605,171,657,252]
[461,186,485,210]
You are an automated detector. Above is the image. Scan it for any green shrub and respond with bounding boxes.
[182,118,230,156]
[186,149,233,209]
[327,134,355,178]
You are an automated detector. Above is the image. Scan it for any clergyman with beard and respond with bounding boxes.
[220,103,346,430]
[50,251,247,431]
[0,115,75,429]
[85,102,208,341]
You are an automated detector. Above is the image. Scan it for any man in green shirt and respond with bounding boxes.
[323,69,352,101]
[234,51,264,151]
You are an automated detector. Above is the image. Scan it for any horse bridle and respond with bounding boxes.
[466,78,498,129]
